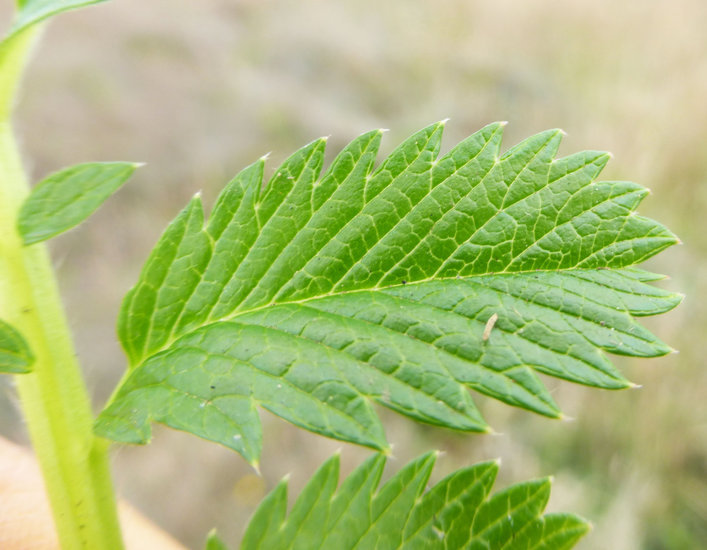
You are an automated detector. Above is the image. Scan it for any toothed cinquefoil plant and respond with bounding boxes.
[0,1,680,549]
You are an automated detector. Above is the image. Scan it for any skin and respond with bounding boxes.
[0,437,187,550]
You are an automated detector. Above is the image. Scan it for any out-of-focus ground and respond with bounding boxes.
[1,0,705,548]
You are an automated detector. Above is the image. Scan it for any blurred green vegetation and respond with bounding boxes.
[1,0,705,548]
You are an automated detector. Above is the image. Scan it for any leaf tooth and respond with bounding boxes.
[278,453,340,546]
[119,194,207,365]
[548,150,609,184]
[349,452,437,549]
[256,137,327,227]
[364,120,445,202]
[206,158,264,239]
[323,452,387,549]
[241,478,289,550]
[499,129,563,211]
[402,458,499,547]
[471,476,552,544]
[499,127,562,162]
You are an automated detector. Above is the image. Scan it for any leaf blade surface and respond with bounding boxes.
[18,161,139,244]
[0,319,34,373]
[96,123,679,461]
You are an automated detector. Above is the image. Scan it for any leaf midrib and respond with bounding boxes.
[135,265,648,392]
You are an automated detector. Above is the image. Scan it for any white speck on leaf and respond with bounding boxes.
[483,313,498,342]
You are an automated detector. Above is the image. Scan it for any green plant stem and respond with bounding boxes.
[0,27,124,550]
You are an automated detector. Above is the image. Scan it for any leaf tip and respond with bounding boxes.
[187,192,206,212]
[557,412,575,423]
[20,234,39,246]
[609,374,636,390]
[8,365,32,374]
[380,443,394,457]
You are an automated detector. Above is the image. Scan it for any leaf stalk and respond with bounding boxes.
[0,26,124,550]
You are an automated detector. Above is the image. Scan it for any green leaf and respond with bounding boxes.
[6,0,108,39]
[0,319,34,373]
[236,452,590,550]
[502,514,593,550]
[18,162,140,245]
[96,123,680,464]
[205,530,230,550]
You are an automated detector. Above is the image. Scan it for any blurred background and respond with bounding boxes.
[1,0,705,548]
